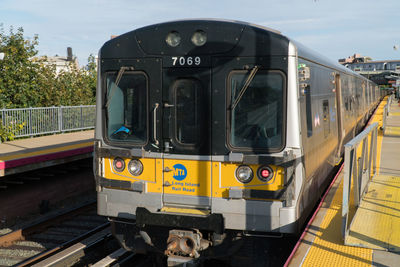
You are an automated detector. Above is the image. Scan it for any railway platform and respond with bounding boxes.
[0,130,94,177]
[286,96,400,267]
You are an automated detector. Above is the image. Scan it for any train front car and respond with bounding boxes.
[94,20,303,262]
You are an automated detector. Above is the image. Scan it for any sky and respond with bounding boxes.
[0,0,399,66]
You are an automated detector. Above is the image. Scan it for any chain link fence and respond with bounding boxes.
[0,105,95,140]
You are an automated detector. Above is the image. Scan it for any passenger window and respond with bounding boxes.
[305,85,313,137]
[323,100,330,137]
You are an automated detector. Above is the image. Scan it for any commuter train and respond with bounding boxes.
[93,19,380,262]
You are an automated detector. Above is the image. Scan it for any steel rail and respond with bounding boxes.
[29,226,111,267]
[92,247,130,267]
[0,201,96,247]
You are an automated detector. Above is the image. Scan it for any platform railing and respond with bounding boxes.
[0,105,95,140]
[382,94,393,135]
[342,122,378,241]
[383,105,388,135]
[387,94,393,114]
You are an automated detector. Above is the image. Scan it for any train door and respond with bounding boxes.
[334,73,344,161]
[160,67,212,209]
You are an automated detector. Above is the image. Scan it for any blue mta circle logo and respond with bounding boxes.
[172,164,187,181]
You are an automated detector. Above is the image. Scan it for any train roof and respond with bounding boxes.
[290,39,363,78]
[99,19,372,82]
[100,19,289,58]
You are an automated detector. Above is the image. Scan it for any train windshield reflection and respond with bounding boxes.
[105,72,148,144]
[229,70,284,150]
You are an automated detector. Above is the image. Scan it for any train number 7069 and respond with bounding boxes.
[171,56,201,66]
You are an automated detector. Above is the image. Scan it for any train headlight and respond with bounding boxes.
[257,165,274,182]
[235,165,253,184]
[166,31,181,47]
[113,157,125,172]
[128,159,143,176]
[191,30,207,46]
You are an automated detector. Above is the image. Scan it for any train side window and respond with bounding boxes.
[322,100,330,138]
[305,85,313,137]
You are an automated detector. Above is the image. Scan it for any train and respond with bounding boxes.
[93,19,381,264]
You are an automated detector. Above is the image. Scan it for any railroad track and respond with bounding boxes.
[25,232,152,267]
[39,246,134,267]
[0,201,109,266]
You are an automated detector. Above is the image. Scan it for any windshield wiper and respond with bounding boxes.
[231,65,260,111]
[105,66,130,108]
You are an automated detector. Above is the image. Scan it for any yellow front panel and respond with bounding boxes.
[104,157,163,193]
[104,157,156,182]
[103,157,284,199]
[146,159,163,193]
[163,159,211,197]
[212,162,284,198]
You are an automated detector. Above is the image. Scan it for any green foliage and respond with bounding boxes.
[0,24,97,108]
[0,120,24,142]
[86,54,97,99]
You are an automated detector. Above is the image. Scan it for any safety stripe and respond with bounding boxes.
[0,141,93,161]
[0,143,93,170]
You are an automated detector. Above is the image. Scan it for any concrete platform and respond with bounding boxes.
[286,96,400,267]
[0,130,94,177]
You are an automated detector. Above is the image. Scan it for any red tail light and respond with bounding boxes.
[257,165,274,182]
[113,157,125,172]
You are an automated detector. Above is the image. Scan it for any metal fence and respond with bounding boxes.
[342,122,378,241]
[0,105,95,140]
[382,94,393,135]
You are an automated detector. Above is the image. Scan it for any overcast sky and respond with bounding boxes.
[1,0,399,66]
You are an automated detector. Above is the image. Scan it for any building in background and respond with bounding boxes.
[38,47,79,73]
[339,53,400,86]
[338,53,372,64]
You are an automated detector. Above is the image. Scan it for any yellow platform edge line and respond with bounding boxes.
[0,141,93,161]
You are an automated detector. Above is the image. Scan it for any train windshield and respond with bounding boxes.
[105,71,147,144]
[229,70,284,150]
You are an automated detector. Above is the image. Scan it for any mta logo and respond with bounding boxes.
[172,164,187,181]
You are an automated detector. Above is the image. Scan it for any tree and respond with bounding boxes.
[85,54,97,99]
[0,24,97,108]
[0,25,43,108]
